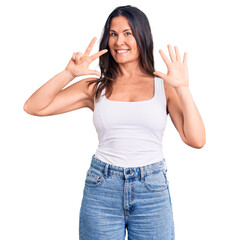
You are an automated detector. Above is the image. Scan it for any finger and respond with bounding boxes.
[183,52,188,64]
[174,46,181,62]
[84,37,97,56]
[159,49,171,66]
[90,49,108,61]
[75,52,83,64]
[72,52,76,60]
[153,71,167,80]
[168,45,176,62]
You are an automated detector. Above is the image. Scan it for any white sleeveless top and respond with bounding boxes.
[93,76,168,168]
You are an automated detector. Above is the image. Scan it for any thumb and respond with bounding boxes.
[153,71,167,79]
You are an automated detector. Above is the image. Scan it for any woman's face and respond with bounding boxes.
[108,16,140,64]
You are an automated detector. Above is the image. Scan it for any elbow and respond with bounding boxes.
[23,103,33,115]
[23,103,31,114]
[194,141,206,149]
[23,103,29,113]
[23,104,42,116]
[195,131,206,149]
[181,127,206,149]
[185,137,206,149]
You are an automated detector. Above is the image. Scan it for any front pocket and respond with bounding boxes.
[84,168,105,188]
[143,169,168,192]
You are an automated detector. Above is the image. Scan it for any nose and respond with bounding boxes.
[115,35,125,46]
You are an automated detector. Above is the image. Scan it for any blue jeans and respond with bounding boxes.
[79,154,175,239]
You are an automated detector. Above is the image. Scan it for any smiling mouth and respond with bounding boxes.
[115,49,129,54]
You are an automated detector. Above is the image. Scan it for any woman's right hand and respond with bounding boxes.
[65,37,108,78]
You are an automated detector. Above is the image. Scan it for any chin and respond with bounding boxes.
[115,59,128,64]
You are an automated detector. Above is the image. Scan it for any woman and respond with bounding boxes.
[24,5,206,240]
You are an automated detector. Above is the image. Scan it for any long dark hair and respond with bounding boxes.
[87,5,157,103]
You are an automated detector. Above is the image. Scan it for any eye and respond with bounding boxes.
[110,32,117,36]
[125,32,132,36]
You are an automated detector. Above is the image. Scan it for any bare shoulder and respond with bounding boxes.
[162,78,180,103]
[160,78,170,103]
[160,78,181,116]
[80,77,99,110]
[81,77,98,97]
[161,78,183,118]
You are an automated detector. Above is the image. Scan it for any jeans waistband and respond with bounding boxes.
[90,154,167,180]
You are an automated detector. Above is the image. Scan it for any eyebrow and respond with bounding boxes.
[109,29,131,32]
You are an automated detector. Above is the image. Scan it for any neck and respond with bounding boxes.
[117,60,146,79]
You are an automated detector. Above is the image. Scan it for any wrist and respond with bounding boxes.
[63,69,76,80]
[174,85,191,98]
[175,85,189,90]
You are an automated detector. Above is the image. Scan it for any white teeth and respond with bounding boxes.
[116,50,129,53]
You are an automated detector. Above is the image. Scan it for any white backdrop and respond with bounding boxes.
[1,0,228,239]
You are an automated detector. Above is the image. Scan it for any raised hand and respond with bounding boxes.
[154,45,189,89]
[65,37,108,78]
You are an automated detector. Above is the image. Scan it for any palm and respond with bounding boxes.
[77,55,92,71]
[66,37,108,77]
[154,45,189,88]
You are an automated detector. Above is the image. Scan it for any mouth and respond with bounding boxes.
[115,49,129,55]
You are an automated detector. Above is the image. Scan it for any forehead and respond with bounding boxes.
[109,16,131,30]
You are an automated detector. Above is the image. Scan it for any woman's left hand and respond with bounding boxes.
[153,45,189,89]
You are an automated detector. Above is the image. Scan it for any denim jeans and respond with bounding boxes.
[79,154,175,240]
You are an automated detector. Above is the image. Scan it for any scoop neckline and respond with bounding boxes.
[103,77,156,103]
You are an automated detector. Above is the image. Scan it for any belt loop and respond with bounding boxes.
[140,167,144,182]
[104,163,109,178]
[123,168,126,179]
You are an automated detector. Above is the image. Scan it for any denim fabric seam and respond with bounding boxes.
[143,181,168,192]
[89,165,165,178]
[87,171,100,179]
[85,175,105,188]
[131,180,134,209]
[79,155,175,239]
[142,168,169,192]
[144,168,165,176]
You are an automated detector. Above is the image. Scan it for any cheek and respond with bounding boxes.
[129,39,138,51]
[132,43,140,55]
[108,37,114,47]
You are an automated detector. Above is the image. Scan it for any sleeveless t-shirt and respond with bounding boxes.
[92,76,168,168]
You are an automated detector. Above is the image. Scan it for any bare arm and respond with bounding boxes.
[154,44,206,148]
[23,70,74,114]
[166,83,206,148]
[23,37,108,116]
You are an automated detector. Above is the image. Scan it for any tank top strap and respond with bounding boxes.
[155,77,167,106]
[94,81,105,104]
